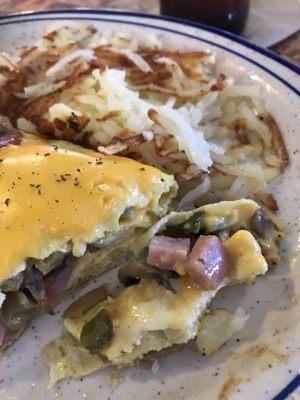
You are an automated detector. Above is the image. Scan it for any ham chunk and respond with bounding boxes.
[147,236,190,271]
[147,234,228,289]
[186,235,228,290]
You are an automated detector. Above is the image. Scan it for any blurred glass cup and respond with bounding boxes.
[160,0,250,35]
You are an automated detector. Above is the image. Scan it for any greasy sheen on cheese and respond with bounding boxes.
[0,134,177,283]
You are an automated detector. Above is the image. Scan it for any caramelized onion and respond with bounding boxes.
[0,115,22,148]
[62,284,108,320]
[1,291,38,331]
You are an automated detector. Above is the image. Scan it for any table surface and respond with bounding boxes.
[0,0,299,65]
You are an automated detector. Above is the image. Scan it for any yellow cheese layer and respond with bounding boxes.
[0,134,176,283]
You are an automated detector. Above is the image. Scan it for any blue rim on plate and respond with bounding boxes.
[273,375,300,400]
[0,8,299,399]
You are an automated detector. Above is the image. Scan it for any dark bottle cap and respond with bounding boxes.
[160,0,250,35]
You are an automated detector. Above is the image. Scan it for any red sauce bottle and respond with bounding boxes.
[160,0,250,35]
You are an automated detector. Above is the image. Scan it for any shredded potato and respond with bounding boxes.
[0,21,288,204]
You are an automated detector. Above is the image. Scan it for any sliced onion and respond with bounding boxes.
[62,284,108,320]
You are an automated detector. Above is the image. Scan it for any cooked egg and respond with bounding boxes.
[224,230,268,281]
[64,231,268,363]
[0,133,177,284]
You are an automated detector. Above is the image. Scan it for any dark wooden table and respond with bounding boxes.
[0,0,299,65]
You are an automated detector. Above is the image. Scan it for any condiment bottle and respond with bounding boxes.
[160,0,250,35]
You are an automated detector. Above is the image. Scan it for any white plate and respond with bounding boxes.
[0,9,299,400]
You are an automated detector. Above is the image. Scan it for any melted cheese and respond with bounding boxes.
[103,278,215,361]
[224,230,268,281]
[0,291,5,308]
[0,134,176,283]
[135,199,260,252]
[64,230,268,363]
[65,277,218,361]
[202,200,259,231]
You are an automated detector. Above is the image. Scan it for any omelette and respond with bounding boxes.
[0,130,177,350]
[43,199,283,385]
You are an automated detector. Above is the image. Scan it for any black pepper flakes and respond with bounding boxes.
[140,167,145,171]
[74,177,80,187]
[4,198,10,206]
[44,153,50,157]
[56,173,71,182]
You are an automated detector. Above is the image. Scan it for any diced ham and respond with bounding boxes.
[0,321,6,346]
[186,235,228,290]
[147,234,228,289]
[147,236,190,271]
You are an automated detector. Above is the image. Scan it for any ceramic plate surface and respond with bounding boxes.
[0,9,299,400]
